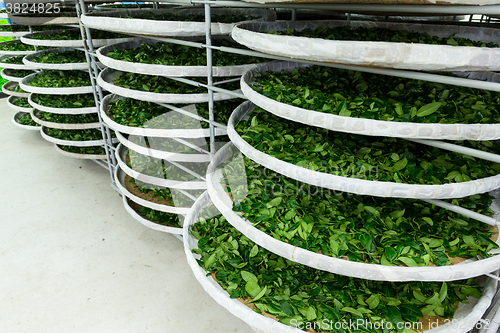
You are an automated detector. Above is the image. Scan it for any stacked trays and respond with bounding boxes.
[81,8,277,37]
[93,9,278,234]
[5,5,84,131]
[13,10,134,158]
[20,28,136,49]
[231,20,500,72]
[20,36,113,159]
[0,34,40,130]
[0,25,34,38]
[183,14,500,333]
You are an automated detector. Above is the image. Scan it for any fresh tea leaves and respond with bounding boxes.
[108,98,242,128]
[37,111,99,124]
[112,72,240,94]
[225,154,497,267]
[12,97,31,108]
[17,113,40,127]
[46,128,105,141]
[2,55,25,64]
[252,66,500,124]
[235,108,500,185]
[31,93,96,109]
[31,29,125,41]
[5,69,35,78]
[193,211,483,329]
[107,39,266,67]
[58,145,105,155]
[31,50,86,64]
[266,25,499,48]
[28,70,91,88]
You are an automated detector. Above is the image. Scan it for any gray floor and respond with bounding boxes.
[0,98,253,333]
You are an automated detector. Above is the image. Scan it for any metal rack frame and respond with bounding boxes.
[76,0,119,191]
[76,1,500,330]
[191,2,500,332]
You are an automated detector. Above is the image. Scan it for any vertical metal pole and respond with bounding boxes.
[76,0,118,188]
[28,25,37,51]
[204,3,215,155]
[291,9,297,21]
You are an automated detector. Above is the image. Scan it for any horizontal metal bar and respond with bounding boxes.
[92,159,110,170]
[190,1,500,15]
[160,70,243,98]
[165,159,206,181]
[212,77,240,85]
[176,188,199,202]
[485,273,500,282]
[172,233,184,242]
[201,84,247,99]
[172,137,212,155]
[205,44,500,92]
[157,101,228,130]
[106,145,117,152]
[161,76,205,87]
[408,139,500,164]
[422,199,500,226]
[162,75,246,99]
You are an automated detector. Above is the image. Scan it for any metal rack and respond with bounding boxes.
[75,1,246,233]
[76,1,500,331]
[195,2,500,333]
[74,0,118,189]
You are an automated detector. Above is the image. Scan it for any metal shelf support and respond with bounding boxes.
[76,0,119,192]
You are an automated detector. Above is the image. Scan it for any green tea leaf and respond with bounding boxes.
[245,280,261,298]
[425,292,440,305]
[204,253,216,269]
[280,302,295,316]
[422,217,434,226]
[306,306,317,321]
[393,157,408,171]
[341,307,363,317]
[359,234,375,252]
[385,247,397,262]
[416,102,441,117]
[249,245,259,258]
[386,306,403,326]
[364,206,380,216]
[413,290,427,303]
[251,116,258,127]
[241,271,258,283]
[267,197,282,207]
[439,283,448,303]
[366,294,380,309]
[398,257,418,267]
[253,285,267,301]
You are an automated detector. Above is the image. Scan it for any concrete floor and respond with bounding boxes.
[0,97,253,333]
